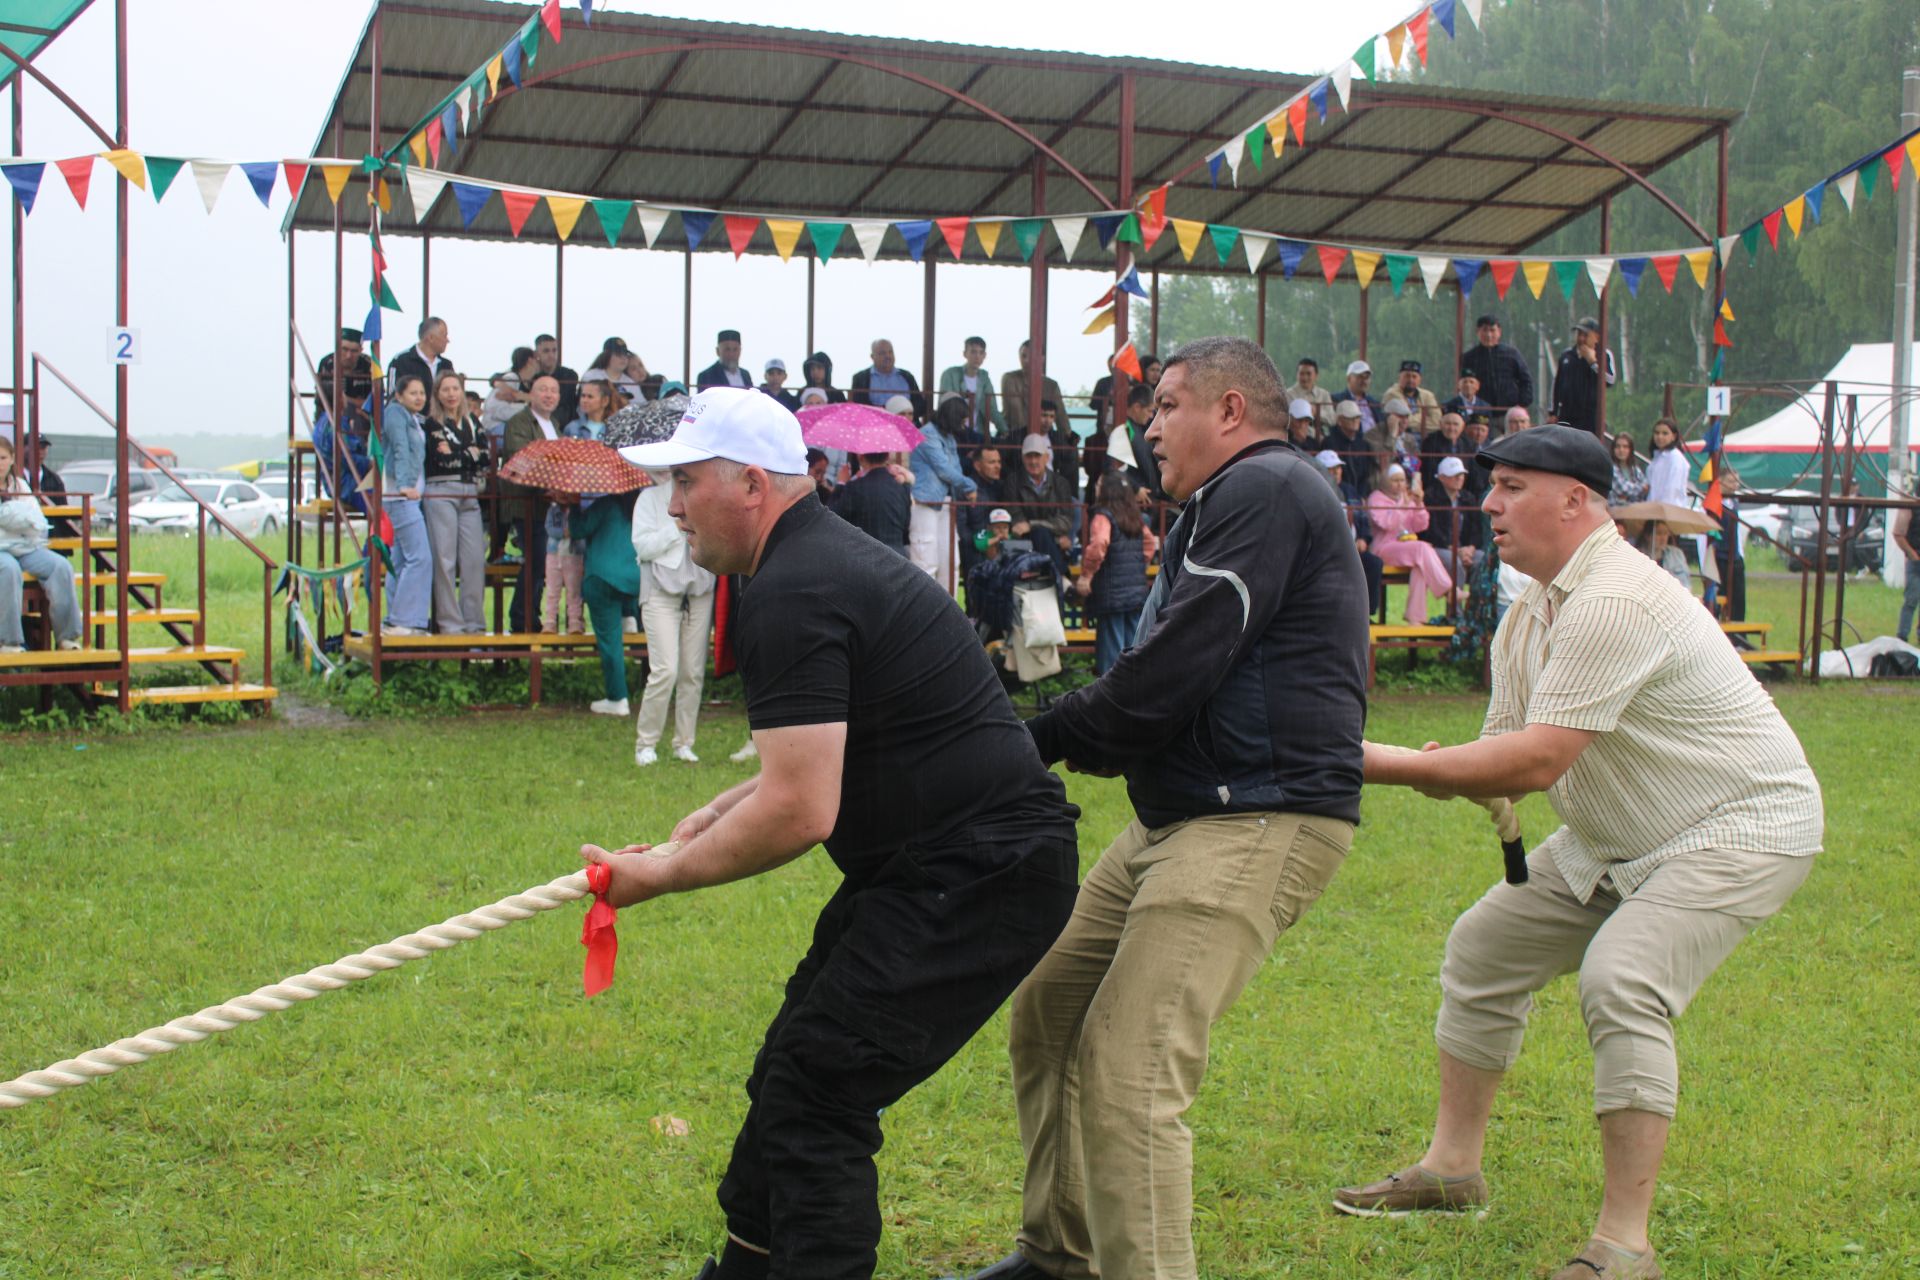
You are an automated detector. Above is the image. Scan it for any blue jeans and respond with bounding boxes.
[383,497,432,629]
[0,545,81,646]
[1092,608,1139,675]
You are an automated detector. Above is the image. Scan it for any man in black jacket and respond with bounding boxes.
[387,317,452,397]
[1549,316,1616,438]
[1421,454,1488,584]
[1459,313,1534,412]
[962,336,1369,1280]
[827,452,911,554]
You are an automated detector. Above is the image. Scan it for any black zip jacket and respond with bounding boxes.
[1027,439,1369,827]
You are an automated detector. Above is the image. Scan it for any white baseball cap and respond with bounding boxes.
[1315,449,1343,470]
[618,387,808,474]
[764,357,786,374]
[1436,455,1468,478]
[1021,433,1052,455]
[1346,360,1371,376]
[1289,398,1314,419]
[988,507,1012,523]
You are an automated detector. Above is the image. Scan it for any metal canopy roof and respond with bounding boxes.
[0,0,96,89]
[289,0,1738,276]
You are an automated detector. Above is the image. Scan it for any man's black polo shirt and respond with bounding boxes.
[736,494,1078,880]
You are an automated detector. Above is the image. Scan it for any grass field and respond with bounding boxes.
[3,683,1916,1278]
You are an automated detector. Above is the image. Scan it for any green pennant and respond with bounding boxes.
[368,424,385,468]
[371,275,401,311]
[1246,126,1265,171]
[1860,159,1881,201]
[521,22,540,68]
[145,156,185,203]
[591,199,630,246]
[1011,218,1045,261]
[1354,38,1377,81]
[1710,348,1726,381]
[1552,260,1582,298]
[367,533,394,576]
[1116,213,1142,245]
[1207,223,1240,266]
[808,221,846,262]
[1740,223,1762,262]
[1385,253,1414,295]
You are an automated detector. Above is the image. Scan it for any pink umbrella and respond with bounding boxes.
[797,401,925,455]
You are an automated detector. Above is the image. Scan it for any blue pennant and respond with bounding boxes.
[895,220,933,262]
[503,39,523,87]
[1804,181,1825,225]
[1208,154,1223,188]
[1431,0,1458,37]
[2,162,44,216]
[1275,239,1307,278]
[1118,266,1149,299]
[1090,213,1126,250]
[580,0,592,22]
[1700,420,1724,452]
[1617,258,1649,297]
[239,161,278,207]
[1309,79,1329,123]
[451,182,492,227]
[441,105,460,157]
[679,210,714,250]
[1451,258,1485,295]
[362,302,383,345]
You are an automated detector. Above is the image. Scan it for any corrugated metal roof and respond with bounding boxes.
[0,0,95,89]
[287,0,1738,275]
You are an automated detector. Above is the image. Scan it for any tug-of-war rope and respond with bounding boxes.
[2,758,1522,1113]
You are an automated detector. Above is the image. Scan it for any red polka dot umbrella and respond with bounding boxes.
[497,437,652,494]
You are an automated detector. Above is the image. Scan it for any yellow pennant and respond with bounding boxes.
[409,134,428,169]
[1522,259,1550,298]
[1685,248,1713,288]
[1908,135,1920,172]
[487,55,503,99]
[1698,454,1716,485]
[766,219,805,262]
[101,149,147,190]
[975,221,1003,259]
[1719,296,1736,322]
[1083,307,1117,335]
[1266,114,1287,148]
[1171,218,1205,263]
[375,177,391,213]
[1386,23,1408,67]
[1352,250,1382,290]
[547,196,586,241]
[1782,196,1805,239]
[322,164,353,204]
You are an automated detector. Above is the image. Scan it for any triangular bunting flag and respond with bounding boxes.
[1354,37,1377,82]
[1432,0,1458,37]
[679,210,715,251]
[1417,255,1449,298]
[1804,181,1825,225]
[894,219,932,262]
[371,274,401,312]
[1617,257,1648,297]
[766,219,804,262]
[406,168,447,221]
[1782,195,1805,238]
[541,0,562,41]
[581,0,592,23]
[1221,134,1245,185]
[1713,316,1733,348]
[500,188,540,237]
[1451,258,1484,295]
[1138,211,1165,253]
[1172,218,1205,263]
[1052,216,1086,261]
[1585,257,1613,296]
[1317,244,1347,285]
[591,198,629,246]
[1084,307,1117,335]
[1351,250,1382,290]
[1091,212,1127,249]
[1685,249,1713,289]
[634,205,669,248]
[1522,259,1550,298]
[1243,234,1269,274]
[1332,62,1354,111]
[1276,239,1308,277]
[487,55,503,98]
[547,196,586,242]
[520,23,540,71]
[362,302,382,346]
[936,216,970,259]
[1408,10,1430,65]
[408,133,428,168]
[1859,160,1879,201]
[102,149,146,190]
[850,219,889,262]
[238,161,276,207]
[56,155,93,209]
[1552,259,1583,298]
[1118,266,1149,299]
[503,37,523,87]
[724,213,760,259]
[1244,127,1266,174]
[1888,145,1907,189]
[1010,218,1044,261]
[281,161,310,202]
[451,181,492,228]
[1717,233,1740,263]
[1649,254,1680,292]
[1761,208,1783,248]
[1719,297,1735,322]
[1488,259,1518,299]
[1835,169,1858,212]
[2,163,43,215]
[425,118,444,167]
[146,157,184,203]
[1384,253,1414,295]
[1208,154,1224,188]
[1461,0,1484,23]
[440,104,460,157]
[190,160,229,213]
[975,221,1003,259]
[1309,79,1329,123]
[1115,213,1142,246]
[1909,135,1920,173]
[809,221,845,262]
[1267,114,1287,159]
[1288,97,1309,145]
[1208,223,1240,266]
[1143,184,1169,225]
[1739,224,1762,262]
[1114,342,1143,381]
[1386,23,1408,69]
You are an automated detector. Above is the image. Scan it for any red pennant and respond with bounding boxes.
[282,162,310,200]
[56,155,93,209]
[501,188,540,237]
[1408,9,1431,65]
[1140,215,1166,253]
[1761,208,1783,248]
[724,214,759,259]
[1288,97,1309,145]
[1087,283,1117,310]
[424,117,444,167]
[936,215,969,259]
[1888,145,1907,189]
[1489,259,1518,299]
[1712,316,1733,347]
[1317,244,1347,284]
[1114,342,1143,381]
[1649,254,1681,293]
[541,0,563,41]
[1144,184,1168,224]
[581,862,618,997]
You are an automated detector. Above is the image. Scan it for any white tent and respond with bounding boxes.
[1719,342,1919,494]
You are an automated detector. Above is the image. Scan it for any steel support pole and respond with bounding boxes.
[682,247,693,386]
[1596,196,1612,433]
[1027,156,1047,437]
[1886,67,1919,587]
[1454,286,1465,383]
[368,10,385,684]
[330,121,345,570]
[1358,284,1371,363]
[9,76,21,456]
[112,0,130,713]
[1256,274,1267,353]
[1149,269,1159,354]
[554,241,564,356]
[422,234,431,316]
[922,254,936,404]
[1112,72,1135,429]
[806,254,816,357]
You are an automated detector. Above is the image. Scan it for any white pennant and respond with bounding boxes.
[1051,216,1087,262]
[1331,62,1354,112]
[1717,233,1740,263]
[406,168,447,222]
[1585,257,1613,296]
[1418,255,1450,299]
[850,219,890,263]
[1243,233,1269,274]
[190,160,230,213]
[1221,134,1245,186]
[1461,0,1484,25]
[1834,169,1859,212]
[634,205,670,248]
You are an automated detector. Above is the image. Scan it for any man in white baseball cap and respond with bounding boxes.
[1334,358,1383,436]
[599,386,1080,1280]
[1287,397,1320,451]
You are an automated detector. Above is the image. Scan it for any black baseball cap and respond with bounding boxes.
[1474,423,1612,497]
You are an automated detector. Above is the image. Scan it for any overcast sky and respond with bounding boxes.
[7,0,1423,441]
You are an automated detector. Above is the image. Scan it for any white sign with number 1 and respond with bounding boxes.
[1705,385,1730,417]
[107,327,140,366]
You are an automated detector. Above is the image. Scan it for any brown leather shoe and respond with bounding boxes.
[1332,1163,1489,1217]
[1549,1239,1663,1279]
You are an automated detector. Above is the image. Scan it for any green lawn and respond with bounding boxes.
[2,686,1914,1278]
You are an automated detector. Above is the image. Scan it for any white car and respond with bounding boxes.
[128,479,281,539]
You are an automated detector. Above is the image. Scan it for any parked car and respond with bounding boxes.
[128,479,281,539]
[62,461,166,523]
[253,474,291,504]
[1786,507,1885,573]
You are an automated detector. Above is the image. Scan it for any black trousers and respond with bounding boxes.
[506,509,547,633]
[714,829,1079,1280]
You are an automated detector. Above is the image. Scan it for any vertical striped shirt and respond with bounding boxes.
[1484,522,1823,902]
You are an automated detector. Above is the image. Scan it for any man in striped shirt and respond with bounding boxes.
[1335,426,1822,1280]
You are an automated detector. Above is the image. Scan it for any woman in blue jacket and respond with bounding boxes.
[381,374,432,635]
[908,397,977,593]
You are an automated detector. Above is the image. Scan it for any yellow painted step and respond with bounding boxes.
[1720,621,1772,635]
[27,570,167,588]
[0,647,122,668]
[113,608,199,626]
[127,645,244,665]
[1370,624,1457,640]
[343,631,650,659]
[109,683,277,706]
[1739,650,1801,666]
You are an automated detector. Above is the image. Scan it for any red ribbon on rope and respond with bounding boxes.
[581,863,618,997]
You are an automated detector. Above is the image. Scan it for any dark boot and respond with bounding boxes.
[946,1254,1056,1280]
[692,1258,716,1280]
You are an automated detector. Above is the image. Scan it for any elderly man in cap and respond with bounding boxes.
[1420,454,1486,579]
[1286,397,1323,453]
[1005,432,1079,574]
[1391,360,1442,436]
[1459,314,1534,413]
[1551,316,1618,438]
[595,389,1080,1280]
[1331,358,1383,432]
[1336,425,1822,1280]
[697,330,751,390]
[1326,399,1375,494]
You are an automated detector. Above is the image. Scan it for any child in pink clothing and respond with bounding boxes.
[1366,464,1453,624]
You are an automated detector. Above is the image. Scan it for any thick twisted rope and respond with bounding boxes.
[1366,741,1527,883]
[1,847,676,1111]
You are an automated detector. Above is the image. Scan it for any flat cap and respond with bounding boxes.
[1474,423,1612,496]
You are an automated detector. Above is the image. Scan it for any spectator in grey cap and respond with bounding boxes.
[1551,316,1617,438]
